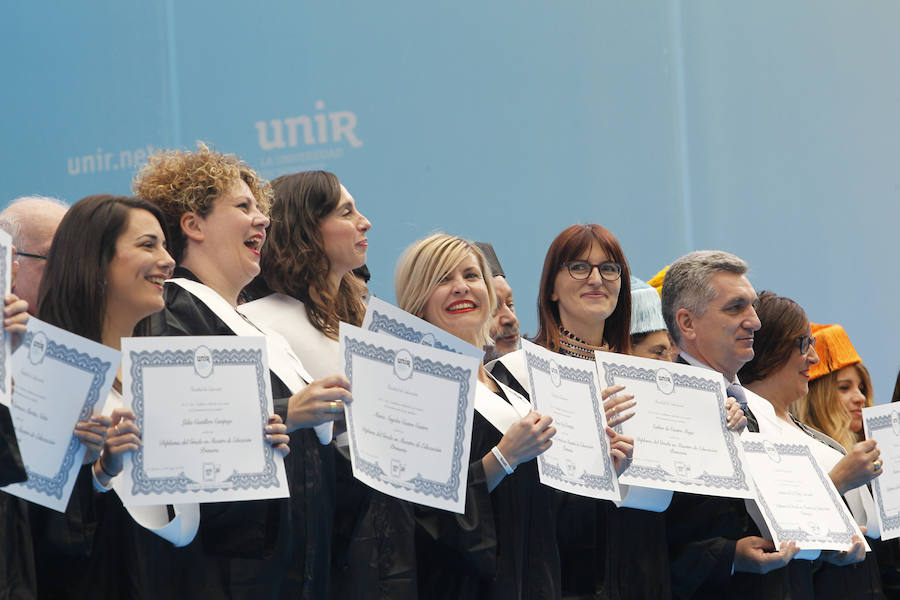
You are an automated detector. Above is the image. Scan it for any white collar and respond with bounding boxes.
[678,350,739,387]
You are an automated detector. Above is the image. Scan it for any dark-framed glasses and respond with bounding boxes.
[16,251,47,261]
[795,335,816,354]
[562,260,622,281]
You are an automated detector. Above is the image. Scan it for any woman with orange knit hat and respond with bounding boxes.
[793,323,874,452]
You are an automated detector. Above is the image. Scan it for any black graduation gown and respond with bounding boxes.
[329,445,418,600]
[0,405,25,487]
[0,493,35,600]
[414,447,497,600]
[723,409,816,600]
[468,394,561,600]
[138,266,334,599]
[0,403,34,600]
[491,359,671,600]
[664,356,748,599]
[729,408,885,600]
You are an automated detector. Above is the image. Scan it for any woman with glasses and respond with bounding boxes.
[490,223,670,599]
[736,292,882,599]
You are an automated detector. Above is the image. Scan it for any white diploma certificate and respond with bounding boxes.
[0,229,13,407]
[118,336,288,506]
[363,296,484,360]
[596,353,755,499]
[742,432,863,551]
[520,340,620,501]
[863,404,900,540]
[5,318,120,511]
[339,323,478,513]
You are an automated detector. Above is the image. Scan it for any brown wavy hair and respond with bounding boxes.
[38,195,168,343]
[533,224,631,354]
[132,143,272,263]
[255,171,366,339]
[738,291,809,385]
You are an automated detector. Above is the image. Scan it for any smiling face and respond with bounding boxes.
[835,365,867,433]
[319,184,371,279]
[194,178,270,291]
[421,253,491,346]
[105,208,175,324]
[765,328,820,403]
[679,271,760,379]
[551,245,621,339]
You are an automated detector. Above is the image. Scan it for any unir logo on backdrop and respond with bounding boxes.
[255,100,362,150]
[254,101,362,175]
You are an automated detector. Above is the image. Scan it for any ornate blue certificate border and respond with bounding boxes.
[525,352,617,492]
[128,347,281,496]
[602,361,752,493]
[20,330,112,499]
[744,440,856,544]
[343,336,471,502]
[866,413,900,531]
[366,310,456,352]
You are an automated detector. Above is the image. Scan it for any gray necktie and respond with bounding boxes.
[726,383,747,410]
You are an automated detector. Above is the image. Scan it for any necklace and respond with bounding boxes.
[558,327,608,360]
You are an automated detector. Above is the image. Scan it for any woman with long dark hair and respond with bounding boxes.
[239,171,417,599]
[28,194,177,598]
[240,170,369,378]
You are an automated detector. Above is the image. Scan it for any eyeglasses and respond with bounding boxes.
[562,260,623,281]
[16,251,47,261]
[795,335,816,354]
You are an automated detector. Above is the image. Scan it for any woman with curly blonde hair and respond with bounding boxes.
[133,144,349,599]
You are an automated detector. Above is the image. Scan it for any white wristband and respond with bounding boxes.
[491,446,515,475]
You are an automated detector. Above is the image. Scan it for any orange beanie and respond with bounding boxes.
[808,323,861,381]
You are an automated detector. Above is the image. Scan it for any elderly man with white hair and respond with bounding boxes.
[0,195,68,314]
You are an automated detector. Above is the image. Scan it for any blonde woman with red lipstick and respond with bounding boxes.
[134,146,349,599]
[736,292,882,599]
[395,233,559,599]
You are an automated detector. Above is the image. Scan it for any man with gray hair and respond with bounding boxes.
[0,196,68,314]
[661,250,798,597]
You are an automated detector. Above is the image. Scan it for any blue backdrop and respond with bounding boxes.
[5,1,898,398]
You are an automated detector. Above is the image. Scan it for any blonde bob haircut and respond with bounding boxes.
[793,362,874,452]
[395,233,496,347]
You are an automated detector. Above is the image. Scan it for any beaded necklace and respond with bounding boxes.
[558,327,608,360]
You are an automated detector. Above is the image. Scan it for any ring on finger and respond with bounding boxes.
[329,401,341,413]
[874,458,883,471]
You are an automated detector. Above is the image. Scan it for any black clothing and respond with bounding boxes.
[141,267,334,599]
[491,358,671,600]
